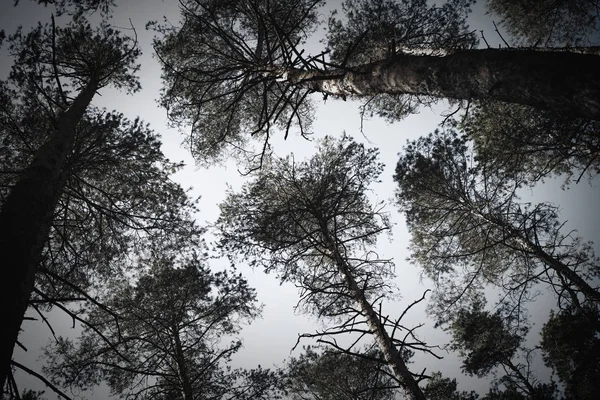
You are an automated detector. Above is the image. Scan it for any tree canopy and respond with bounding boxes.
[281,345,399,400]
[43,253,273,400]
[393,129,600,323]
[3,1,599,399]
[461,101,600,187]
[0,15,200,397]
[217,135,436,400]
[540,304,600,399]
[153,0,324,164]
[153,0,600,166]
[486,0,600,46]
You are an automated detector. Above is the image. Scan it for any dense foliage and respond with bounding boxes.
[461,101,600,186]
[217,135,434,400]
[282,346,398,400]
[540,305,600,399]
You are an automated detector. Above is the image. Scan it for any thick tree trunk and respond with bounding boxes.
[321,228,426,400]
[0,80,97,392]
[284,49,600,120]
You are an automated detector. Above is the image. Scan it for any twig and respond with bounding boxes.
[493,21,511,48]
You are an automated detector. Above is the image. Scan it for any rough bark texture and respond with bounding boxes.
[284,49,600,120]
[0,80,97,392]
[321,228,426,400]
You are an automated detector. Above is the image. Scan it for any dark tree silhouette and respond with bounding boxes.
[153,0,600,164]
[460,101,600,186]
[217,135,440,400]
[15,0,114,16]
[486,0,600,46]
[540,304,600,400]
[281,345,399,400]
[449,303,559,399]
[422,372,479,400]
[0,17,201,395]
[393,129,600,324]
[43,254,275,400]
[0,18,141,392]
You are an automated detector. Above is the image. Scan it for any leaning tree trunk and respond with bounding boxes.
[283,49,600,121]
[481,212,600,304]
[322,229,426,400]
[0,79,97,392]
[509,226,600,304]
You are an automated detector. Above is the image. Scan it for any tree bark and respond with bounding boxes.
[283,49,600,120]
[321,228,426,400]
[0,79,97,392]
[173,328,194,400]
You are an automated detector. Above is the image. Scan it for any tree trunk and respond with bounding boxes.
[321,228,426,400]
[520,233,600,303]
[283,49,600,120]
[0,79,97,392]
[173,328,194,400]
[480,212,600,304]
[504,359,536,396]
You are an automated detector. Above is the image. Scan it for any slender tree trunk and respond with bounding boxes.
[283,49,600,120]
[321,228,426,400]
[173,328,194,400]
[521,234,600,303]
[504,359,536,396]
[0,79,97,392]
[481,212,600,304]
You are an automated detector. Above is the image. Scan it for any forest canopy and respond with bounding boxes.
[2,1,599,400]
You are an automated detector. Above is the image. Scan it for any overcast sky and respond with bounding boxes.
[2,0,599,398]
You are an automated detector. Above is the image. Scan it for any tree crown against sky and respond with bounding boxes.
[217,135,441,400]
[449,303,527,378]
[540,304,600,399]
[393,129,600,324]
[2,0,599,399]
[460,101,600,188]
[152,0,324,166]
[151,0,478,166]
[281,345,399,400]
[325,0,477,121]
[217,134,392,316]
[422,372,479,400]
[42,253,273,400]
[0,13,203,397]
[6,18,141,96]
[486,0,600,46]
[152,0,600,170]
[0,17,200,311]
[17,0,114,17]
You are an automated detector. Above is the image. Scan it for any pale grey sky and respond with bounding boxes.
[2,0,599,398]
